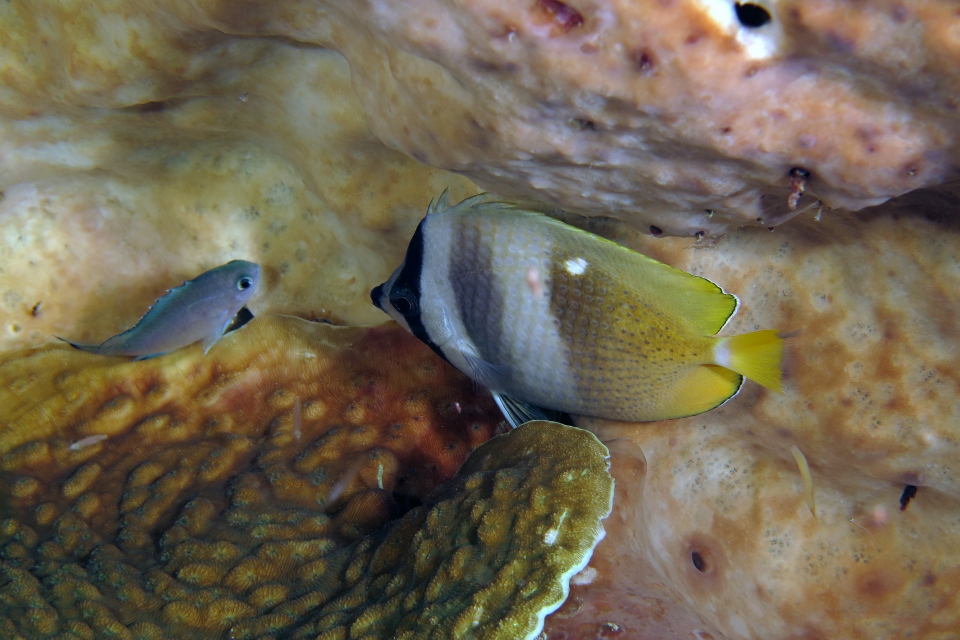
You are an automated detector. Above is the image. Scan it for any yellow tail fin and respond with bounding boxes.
[715,330,784,392]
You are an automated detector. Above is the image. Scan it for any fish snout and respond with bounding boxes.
[370,285,384,310]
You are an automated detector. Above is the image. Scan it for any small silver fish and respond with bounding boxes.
[59,260,260,359]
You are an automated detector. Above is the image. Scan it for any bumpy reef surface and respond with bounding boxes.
[0,317,615,639]
[3,1,960,235]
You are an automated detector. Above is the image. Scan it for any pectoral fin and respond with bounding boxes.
[201,314,233,355]
[201,335,222,355]
[461,351,509,390]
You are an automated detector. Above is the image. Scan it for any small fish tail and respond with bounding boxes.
[55,336,99,353]
[715,329,783,392]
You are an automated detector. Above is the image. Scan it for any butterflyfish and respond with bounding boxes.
[59,259,260,359]
[371,193,784,425]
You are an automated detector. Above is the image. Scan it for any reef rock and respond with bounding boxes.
[311,0,960,235]
[1,1,960,638]
[539,196,960,638]
[0,40,478,352]
[3,1,960,240]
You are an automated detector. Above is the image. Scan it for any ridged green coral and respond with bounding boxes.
[0,317,612,639]
[288,420,614,640]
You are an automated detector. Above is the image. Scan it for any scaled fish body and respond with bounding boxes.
[372,194,784,423]
[60,260,261,359]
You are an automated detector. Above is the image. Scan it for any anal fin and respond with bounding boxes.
[492,391,554,429]
[654,365,744,420]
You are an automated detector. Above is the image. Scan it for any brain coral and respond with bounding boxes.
[0,315,528,638]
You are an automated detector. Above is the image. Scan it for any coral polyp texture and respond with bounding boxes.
[5,2,960,350]
[563,415,960,639]
[288,420,614,640]
[1,316,627,639]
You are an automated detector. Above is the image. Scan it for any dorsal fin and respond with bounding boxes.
[426,191,507,216]
[524,210,740,335]
[643,264,739,335]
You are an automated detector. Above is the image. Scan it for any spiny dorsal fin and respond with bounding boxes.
[426,191,519,216]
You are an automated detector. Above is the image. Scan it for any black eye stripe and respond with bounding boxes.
[388,217,449,364]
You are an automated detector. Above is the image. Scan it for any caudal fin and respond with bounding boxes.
[55,336,100,354]
[715,330,783,392]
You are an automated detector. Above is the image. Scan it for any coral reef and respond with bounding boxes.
[1,315,544,638]
[1,1,960,638]
[289,419,614,640]
[3,2,960,242]
[5,2,960,352]
[551,415,960,639]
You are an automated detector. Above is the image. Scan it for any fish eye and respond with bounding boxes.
[390,289,418,317]
[237,276,254,291]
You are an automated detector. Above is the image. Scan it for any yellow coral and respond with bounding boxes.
[0,316,616,639]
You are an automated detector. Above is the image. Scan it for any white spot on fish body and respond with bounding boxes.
[69,434,108,450]
[564,257,588,275]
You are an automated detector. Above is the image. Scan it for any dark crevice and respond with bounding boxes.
[899,484,918,511]
[691,551,707,572]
